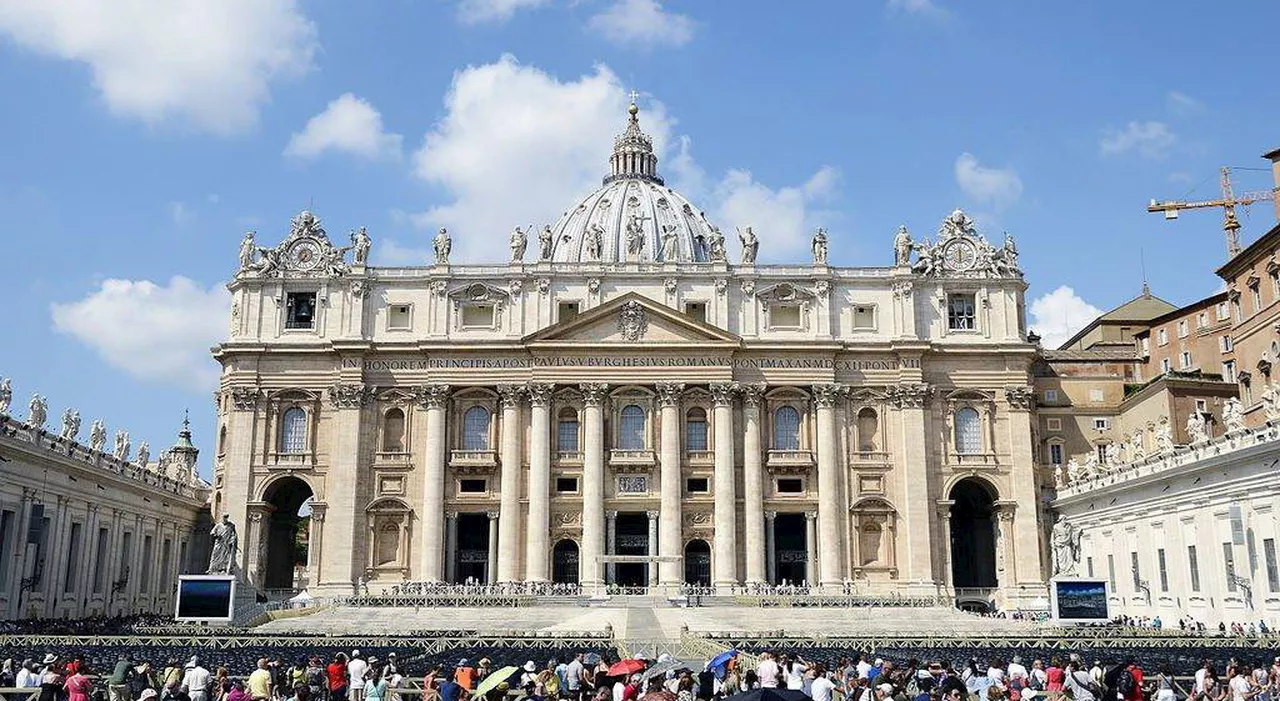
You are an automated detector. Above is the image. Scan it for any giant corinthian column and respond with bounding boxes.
[813,383,844,588]
[741,384,767,585]
[655,383,685,587]
[417,384,450,582]
[710,382,739,589]
[580,383,609,591]
[496,385,524,583]
[525,383,554,582]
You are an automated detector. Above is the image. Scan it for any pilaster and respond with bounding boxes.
[320,382,368,592]
[891,382,935,584]
[417,384,451,582]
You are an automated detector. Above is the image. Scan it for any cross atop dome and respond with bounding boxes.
[606,91,662,186]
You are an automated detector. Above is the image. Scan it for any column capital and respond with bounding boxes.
[486,511,499,520]
[229,386,261,411]
[994,501,1017,522]
[1004,385,1035,411]
[888,382,932,409]
[935,499,955,520]
[765,510,777,522]
[497,384,525,408]
[655,383,685,407]
[811,383,844,409]
[646,510,659,519]
[741,383,768,407]
[605,510,618,520]
[579,383,610,406]
[415,384,451,409]
[805,511,818,522]
[328,383,370,409]
[528,382,555,407]
[709,382,740,407]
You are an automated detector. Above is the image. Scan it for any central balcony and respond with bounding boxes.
[450,449,498,473]
[767,449,815,474]
[609,449,656,472]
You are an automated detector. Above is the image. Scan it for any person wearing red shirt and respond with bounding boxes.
[327,654,349,701]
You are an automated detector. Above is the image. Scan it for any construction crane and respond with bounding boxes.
[1148,165,1279,258]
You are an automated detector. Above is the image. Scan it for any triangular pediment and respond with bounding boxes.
[525,292,741,346]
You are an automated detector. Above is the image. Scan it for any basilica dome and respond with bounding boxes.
[549,102,724,264]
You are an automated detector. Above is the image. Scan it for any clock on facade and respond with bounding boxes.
[286,238,323,272]
[941,238,978,272]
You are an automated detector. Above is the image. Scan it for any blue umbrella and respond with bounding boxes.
[706,650,738,675]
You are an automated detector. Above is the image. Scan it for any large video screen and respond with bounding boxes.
[175,576,236,621]
[1051,578,1109,622]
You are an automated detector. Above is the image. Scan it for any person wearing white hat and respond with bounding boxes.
[347,654,369,701]
[138,690,158,701]
[521,662,538,689]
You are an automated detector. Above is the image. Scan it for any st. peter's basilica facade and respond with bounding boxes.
[212,101,1046,608]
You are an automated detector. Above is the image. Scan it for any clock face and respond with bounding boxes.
[287,238,323,271]
[943,239,978,271]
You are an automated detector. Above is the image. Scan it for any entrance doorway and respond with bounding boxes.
[262,477,314,590]
[684,539,711,585]
[613,513,649,586]
[552,539,579,584]
[455,513,491,583]
[949,478,997,588]
[774,513,808,584]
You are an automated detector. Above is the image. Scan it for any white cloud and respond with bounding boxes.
[1100,121,1175,159]
[1029,285,1103,350]
[285,93,403,161]
[954,152,1023,210]
[374,238,432,266]
[887,0,950,19]
[0,0,317,135]
[1166,90,1203,115]
[710,166,840,262]
[51,276,229,392]
[587,0,695,48]
[456,0,550,24]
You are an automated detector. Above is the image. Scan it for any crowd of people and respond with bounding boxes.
[6,649,1280,701]
[1102,617,1272,637]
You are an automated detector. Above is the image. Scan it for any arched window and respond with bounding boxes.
[619,405,646,450]
[856,408,879,452]
[773,406,801,450]
[685,408,708,452]
[954,407,982,455]
[280,408,307,453]
[218,425,227,454]
[382,408,406,452]
[557,407,580,453]
[462,406,491,451]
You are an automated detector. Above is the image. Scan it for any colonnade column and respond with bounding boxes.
[486,511,499,584]
[765,511,777,585]
[812,384,845,587]
[710,383,739,590]
[894,382,935,585]
[606,510,618,584]
[418,384,451,582]
[646,510,659,587]
[742,385,766,586]
[496,385,524,583]
[805,512,818,586]
[579,383,609,590]
[655,383,684,587]
[444,512,458,583]
[525,384,554,583]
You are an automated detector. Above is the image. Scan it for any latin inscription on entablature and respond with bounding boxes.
[347,356,922,371]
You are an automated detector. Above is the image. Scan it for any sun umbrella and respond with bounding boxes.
[706,650,738,671]
[608,659,648,677]
[721,689,811,701]
[585,653,602,666]
[642,660,685,681]
[472,666,519,698]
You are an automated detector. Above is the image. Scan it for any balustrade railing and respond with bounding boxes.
[449,449,497,467]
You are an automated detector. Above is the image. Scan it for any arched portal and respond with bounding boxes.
[949,478,997,588]
[262,476,314,590]
[552,539,579,584]
[684,539,711,586]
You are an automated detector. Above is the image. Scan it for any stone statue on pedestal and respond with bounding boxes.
[1104,442,1121,467]
[351,227,372,265]
[113,430,130,461]
[1154,417,1174,454]
[738,226,759,264]
[27,393,47,429]
[89,420,106,453]
[136,441,150,469]
[509,226,528,263]
[1224,397,1247,434]
[207,514,239,575]
[1051,515,1081,576]
[661,224,679,260]
[812,228,828,265]
[893,225,913,266]
[1262,382,1280,423]
[707,226,727,262]
[433,228,452,265]
[238,232,256,271]
[0,378,11,415]
[60,408,81,441]
[585,224,604,261]
[538,225,554,261]
[1185,411,1208,444]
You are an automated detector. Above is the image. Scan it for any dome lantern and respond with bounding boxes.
[605,94,663,186]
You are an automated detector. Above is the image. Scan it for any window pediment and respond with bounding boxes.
[447,281,511,308]
[756,282,817,303]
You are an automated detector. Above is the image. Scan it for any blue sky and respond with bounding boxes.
[1,0,1277,474]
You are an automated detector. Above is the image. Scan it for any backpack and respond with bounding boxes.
[1117,670,1136,698]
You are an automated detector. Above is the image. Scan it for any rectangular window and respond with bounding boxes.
[1217,302,1229,320]
[1044,389,1060,403]
[770,304,802,328]
[460,303,495,328]
[776,478,804,494]
[1047,418,1062,431]
[557,419,579,453]
[387,304,412,330]
[683,301,707,323]
[617,476,648,494]
[555,477,578,493]
[179,540,188,576]
[119,531,133,585]
[1198,312,1209,329]
[1049,443,1063,465]
[63,523,83,593]
[1224,542,1237,592]
[685,418,708,452]
[1273,271,1280,297]
[1131,551,1141,591]
[1265,538,1279,592]
[1188,545,1201,592]
[161,539,172,587]
[1141,337,1150,355]
[92,527,109,593]
[1092,418,1110,431]
[1089,389,1104,402]
[1223,361,1236,383]
[1195,399,1207,413]
[1097,444,1107,463]
[1086,557,1094,578]
[947,294,976,331]
[1161,358,1171,373]
[140,535,153,593]
[1252,286,1262,312]
[1157,328,1168,345]
[557,301,580,322]
[0,510,12,592]
[1158,548,1169,592]
[1243,380,1254,405]
[1177,320,1188,338]
[686,477,710,494]
[1180,351,1193,369]
[285,292,317,330]
[852,305,876,330]
[458,479,487,494]
[1222,335,1234,352]
[1233,297,1242,320]
[1107,554,1117,590]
